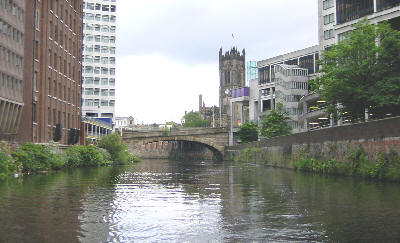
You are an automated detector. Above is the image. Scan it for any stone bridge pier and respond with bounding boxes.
[121,128,229,161]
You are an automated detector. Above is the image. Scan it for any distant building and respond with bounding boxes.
[198,95,220,128]
[115,116,135,130]
[0,0,25,141]
[254,45,320,133]
[17,0,83,144]
[81,0,117,120]
[219,47,246,128]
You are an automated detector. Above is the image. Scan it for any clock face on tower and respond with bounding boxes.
[224,88,230,95]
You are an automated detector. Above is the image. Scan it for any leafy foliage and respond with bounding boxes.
[65,145,111,168]
[97,133,140,164]
[259,103,291,138]
[312,20,400,119]
[12,143,65,173]
[0,148,20,179]
[236,122,258,143]
[182,111,209,128]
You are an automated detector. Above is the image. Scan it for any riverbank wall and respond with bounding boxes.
[224,116,400,168]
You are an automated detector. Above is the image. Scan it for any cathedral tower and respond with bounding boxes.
[219,47,246,127]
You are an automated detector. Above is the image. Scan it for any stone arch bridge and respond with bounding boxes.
[121,128,229,160]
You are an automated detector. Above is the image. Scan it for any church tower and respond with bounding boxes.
[219,47,246,127]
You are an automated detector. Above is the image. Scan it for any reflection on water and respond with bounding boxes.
[1,160,400,242]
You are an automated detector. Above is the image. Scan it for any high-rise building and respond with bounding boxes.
[18,0,83,144]
[319,0,400,48]
[81,0,117,121]
[219,47,245,128]
[0,0,25,141]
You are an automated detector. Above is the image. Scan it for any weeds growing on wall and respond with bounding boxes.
[293,146,400,182]
[232,147,263,163]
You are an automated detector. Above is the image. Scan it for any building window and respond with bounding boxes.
[377,0,400,11]
[324,13,335,25]
[34,8,40,30]
[323,0,334,10]
[324,29,335,40]
[336,0,374,25]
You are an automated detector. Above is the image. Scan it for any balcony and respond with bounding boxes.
[232,87,249,98]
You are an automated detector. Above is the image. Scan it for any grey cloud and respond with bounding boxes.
[116,0,318,64]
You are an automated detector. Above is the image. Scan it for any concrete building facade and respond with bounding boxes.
[253,46,320,133]
[0,0,25,140]
[81,0,116,120]
[319,0,400,48]
[18,0,84,144]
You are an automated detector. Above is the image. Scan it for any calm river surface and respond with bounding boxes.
[1,159,400,242]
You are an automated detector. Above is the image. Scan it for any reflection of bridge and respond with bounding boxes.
[122,128,229,160]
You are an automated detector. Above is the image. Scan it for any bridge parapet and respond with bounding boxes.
[123,127,228,138]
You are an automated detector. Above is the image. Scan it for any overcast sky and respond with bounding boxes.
[115,0,319,124]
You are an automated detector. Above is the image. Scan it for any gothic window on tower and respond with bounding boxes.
[225,71,230,84]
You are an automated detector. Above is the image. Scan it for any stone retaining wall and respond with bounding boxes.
[225,116,400,167]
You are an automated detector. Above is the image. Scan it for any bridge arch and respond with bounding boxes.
[129,138,223,161]
[122,128,229,161]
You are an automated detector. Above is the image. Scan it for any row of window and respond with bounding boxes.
[83,77,115,86]
[83,44,116,54]
[47,108,76,131]
[48,77,77,104]
[48,49,79,81]
[0,45,23,68]
[49,0,81,34]
[84,23,116,32]
[83,2,116,12]
[83,13,116,23]
[83,55,115,64]
[276,81,308,90]
[0,0,24,22]
[83,66,116,75]
[84,88,115,97]
[0,72,22,92]
[83,99,115,107]
[84,34,116,43]
[0,18,24,45]
[324,13,335,25]
[324,29,335,40]
[49,21,80,58]
[323,0,334,10]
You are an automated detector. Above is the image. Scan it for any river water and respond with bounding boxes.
[0,159,400,242]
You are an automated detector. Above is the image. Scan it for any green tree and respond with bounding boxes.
[97,133,139,164]
[236,122,258,143]
[182,111,209,128]
[311,20,400,119]
[259,103,291,138]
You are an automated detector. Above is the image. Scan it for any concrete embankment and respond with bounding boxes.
[224,116,400,168]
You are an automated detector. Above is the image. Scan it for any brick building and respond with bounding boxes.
[0,0,25,141]
[18,0,83,144]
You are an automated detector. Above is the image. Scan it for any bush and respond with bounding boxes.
[236,122,258,143]
[97,134,139,164]
[65,145,111,168]
[0,149,20,179]
[12,143,65,173]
